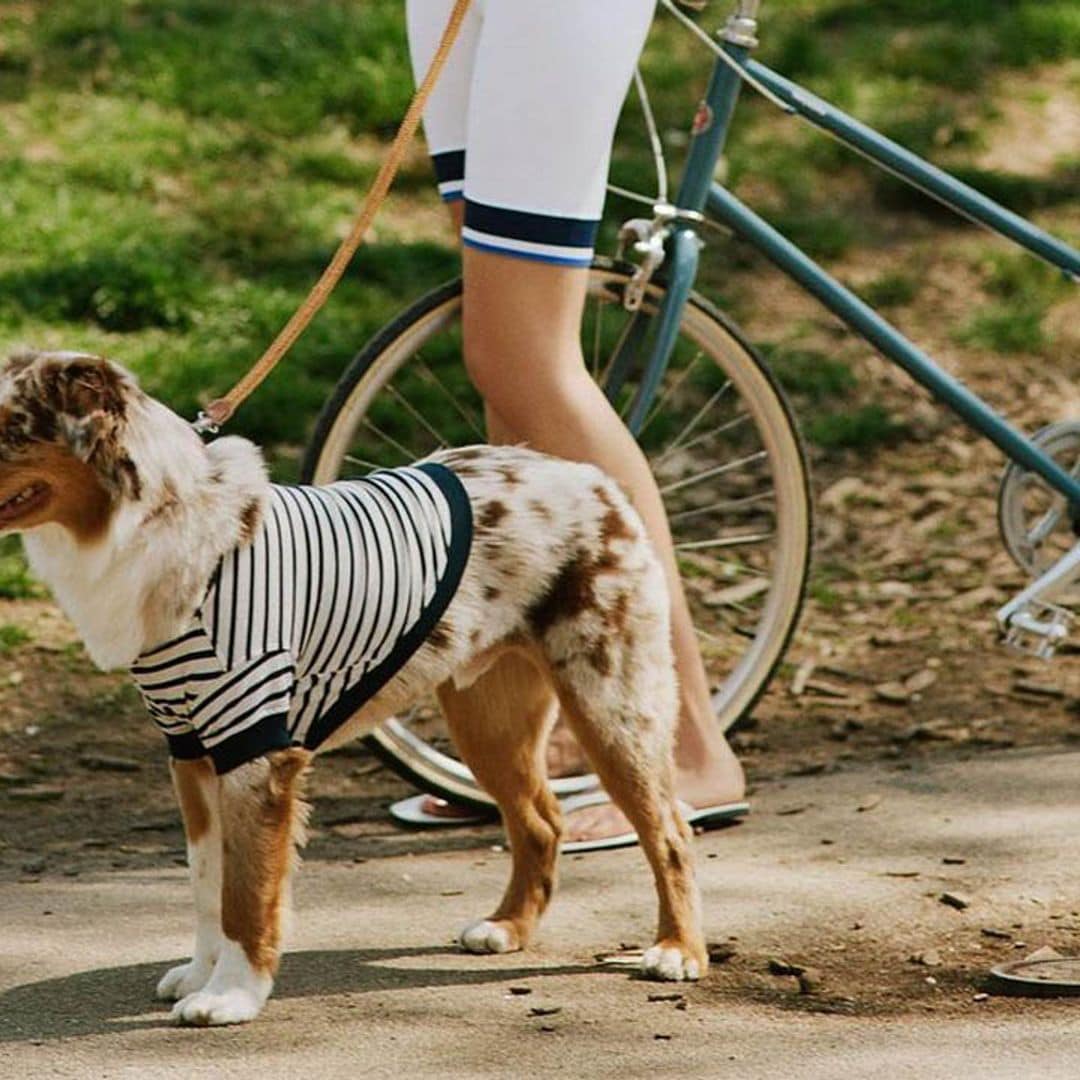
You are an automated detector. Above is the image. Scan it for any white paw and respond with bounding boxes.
[459,919,516,954]
[641,944,701,982]
[171,987,265,1026]
[156,959,215,1001]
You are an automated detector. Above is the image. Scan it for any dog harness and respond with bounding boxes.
[131,463,472,773]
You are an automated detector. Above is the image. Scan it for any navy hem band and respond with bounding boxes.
[207,714,294,775]
[166,731,207,760]
[432,149,466,186]
[303,463,473,750]
[462,236,593,267]
[464,199,599,249]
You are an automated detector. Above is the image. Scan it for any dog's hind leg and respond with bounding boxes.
[554,668,708,981]
[156,756,223,1002]
[436,649,562,955]
[171,747,311,1026]
[558,684,707,981]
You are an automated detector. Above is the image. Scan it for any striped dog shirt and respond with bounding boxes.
[131,463,472,773]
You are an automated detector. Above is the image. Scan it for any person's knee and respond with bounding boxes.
[462,331,540,429]
[461,330,503,406]
[464,343,584,437]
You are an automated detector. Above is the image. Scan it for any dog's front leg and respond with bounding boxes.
[171,747,310,1026]
[157,757,223,1002]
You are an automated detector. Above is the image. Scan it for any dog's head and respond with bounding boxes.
[0,350,145,540]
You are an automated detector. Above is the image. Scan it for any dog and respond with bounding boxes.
[0,349,706,1025]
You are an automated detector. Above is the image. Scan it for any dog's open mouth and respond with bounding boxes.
[0,481,50,525]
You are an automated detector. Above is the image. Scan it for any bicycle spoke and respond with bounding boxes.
[659,450,768,495]
[344,453,392,472]
[599,309,641,390]
[693,624,730,648]
[704,577,771,608]
[360,416,421,463]
[639,350,704,437]
[656,412,753,463]
[675,531,774,551]
[653,381,734,467]
[386,383,450,450]
[668,490,774,524]
[416,359,486,441]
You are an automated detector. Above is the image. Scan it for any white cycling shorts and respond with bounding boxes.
[406,0,655,266]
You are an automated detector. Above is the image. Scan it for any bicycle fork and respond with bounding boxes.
[997,543,1080,660]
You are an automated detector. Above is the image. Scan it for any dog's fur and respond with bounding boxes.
[1,350,706,1025]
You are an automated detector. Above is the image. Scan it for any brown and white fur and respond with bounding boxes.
[0,350,706,1025]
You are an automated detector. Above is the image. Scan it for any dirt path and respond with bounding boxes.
[5,747,1080,1078]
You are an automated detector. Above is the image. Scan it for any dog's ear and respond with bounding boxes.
[42,357,143,501]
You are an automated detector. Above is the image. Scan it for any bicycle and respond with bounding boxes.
[301,0,1080,811]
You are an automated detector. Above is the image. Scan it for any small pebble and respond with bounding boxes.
[911,950,941,967]
[768,958,803,977]
[940,891,972,910]
[707,942,737,963]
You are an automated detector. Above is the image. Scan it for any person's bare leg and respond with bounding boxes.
[462,246,743,844]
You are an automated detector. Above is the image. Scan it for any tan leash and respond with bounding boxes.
[193,0,472,435]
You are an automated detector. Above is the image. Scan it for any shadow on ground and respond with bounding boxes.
[0,945,597,1043]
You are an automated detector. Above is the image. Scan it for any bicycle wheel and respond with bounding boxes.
[302,258,812,808]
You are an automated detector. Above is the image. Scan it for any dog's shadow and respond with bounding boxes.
[0,946,599,1043]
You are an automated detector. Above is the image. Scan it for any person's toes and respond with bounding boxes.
[419,795,485,820]
[563,802,634,844]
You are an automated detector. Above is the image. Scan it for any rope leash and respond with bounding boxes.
[192,0,472,435]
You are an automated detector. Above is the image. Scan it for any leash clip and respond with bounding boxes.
[191,411,221,437]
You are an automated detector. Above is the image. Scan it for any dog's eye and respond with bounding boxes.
[75,371,104,393]
[0,430,28,456]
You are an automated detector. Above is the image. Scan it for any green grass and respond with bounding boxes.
[0,538,43,600]
[861,273,920,309]
[957,251,1073,354]
[0,0,1075,462]
[807,404,908,451]
[0,623,31,652]
[759,345,858,404]
[757,343,908,451]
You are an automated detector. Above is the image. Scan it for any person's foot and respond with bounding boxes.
[562,736,746,846]
[546,709,746,845]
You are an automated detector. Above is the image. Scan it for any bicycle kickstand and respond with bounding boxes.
[996,540,1080,660]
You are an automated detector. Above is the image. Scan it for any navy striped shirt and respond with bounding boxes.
[131,463,472,773]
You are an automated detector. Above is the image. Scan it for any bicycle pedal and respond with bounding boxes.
[999,600,1074,661]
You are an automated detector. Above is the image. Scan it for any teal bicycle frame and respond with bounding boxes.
[632,1,1080,510]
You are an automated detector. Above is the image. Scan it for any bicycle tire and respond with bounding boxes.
[302,258,812,809]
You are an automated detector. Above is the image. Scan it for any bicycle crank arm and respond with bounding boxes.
[996,541,1080,660]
